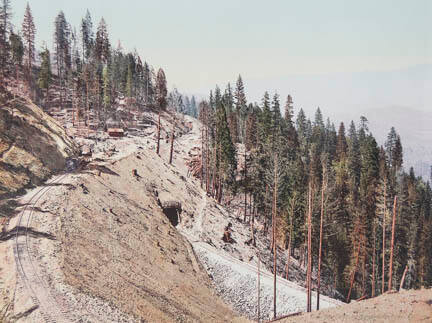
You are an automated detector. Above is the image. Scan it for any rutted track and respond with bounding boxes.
[13,173,73,323]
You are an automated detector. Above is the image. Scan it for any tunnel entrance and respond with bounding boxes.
[161,201,182,227]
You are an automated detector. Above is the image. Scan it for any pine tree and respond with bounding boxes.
[37,48,51,101]
[234,75,247,141]
[22,3,36,73]
[95,17,110,63]
[245,110,257,151]
[216,101,237,197]
[126,63,133,97]
[336,122,348,161]
[259,91,272,145]
[54,11,70,78]
[0,0,12,75]
[385,127,398,167]
[155,68,167,110]
[80,10,94,61]
[9,31,23,77]
[0,0,11,36]
[284,95,294,124]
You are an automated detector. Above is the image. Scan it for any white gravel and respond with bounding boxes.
[193,242,341,321]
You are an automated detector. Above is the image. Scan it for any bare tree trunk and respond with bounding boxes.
[346,239,361,303]
[257,254,261,323]
[382,182,387,295]
[244,151,248,223]
[361,243,366,296]
[212,144,217,197]
[251,210,256,246]
[286,205,293,280]
[372,220,376,297]
[169,122,175,164]
[306,182,313,312]
[388,195,398,291]
[317,177,326,310]
[217,177,223,204]
[206,123,210,192]
[156,110,161,155]
[200,126,204,188]
[399,264,408,290]
[272,155,278,319]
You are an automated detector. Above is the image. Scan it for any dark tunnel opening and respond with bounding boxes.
[162,207,180,227]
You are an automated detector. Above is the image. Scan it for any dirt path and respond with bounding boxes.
[12,173,73,322]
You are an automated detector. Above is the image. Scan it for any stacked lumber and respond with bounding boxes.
[185,154,202,178]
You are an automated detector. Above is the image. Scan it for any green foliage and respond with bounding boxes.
[9,31,23,66]
[37,48,51,90]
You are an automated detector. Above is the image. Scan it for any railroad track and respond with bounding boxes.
[13,173,73,323]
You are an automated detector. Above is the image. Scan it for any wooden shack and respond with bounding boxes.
[107,128,124,138]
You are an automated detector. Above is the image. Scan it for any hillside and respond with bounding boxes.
[0,108,246,322]
[0,84,78,200]
[280,288,432,323]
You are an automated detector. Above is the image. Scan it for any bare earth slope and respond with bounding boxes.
[280,288,432,323]
[1,147,246,322]
[0,85,78,199]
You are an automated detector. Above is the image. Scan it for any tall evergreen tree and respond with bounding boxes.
[336,122,348,161]
[21,3,36,73]
[37,47,51,99]
[155,68,167,110]
[9,31,23,76]
[95,17,110,63]
[0,0,12,75]
[80,10,94,61]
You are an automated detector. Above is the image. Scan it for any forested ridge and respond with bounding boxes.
[197,76,432,302]
[1,0,431,305]
[0,1,197,124]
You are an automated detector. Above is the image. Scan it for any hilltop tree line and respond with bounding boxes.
[0,1,198,125]
[198,75,432,301]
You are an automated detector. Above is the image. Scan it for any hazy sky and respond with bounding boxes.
[11,0,432,109]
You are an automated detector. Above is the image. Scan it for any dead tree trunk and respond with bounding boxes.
[382,181,387,295]
[399,264,408,290]
[257,254,261,323]
[251,211,256,246]
[317,177,326,310]
[361,243,366,296]
[306,182,313,313]
[372,220,376,297]
[272,155,278,319]
[388,195,398,291]
[244,151,248,223]
[205,114,210,192]
[286,202,294,280]
[346,238,361,303]
[200,126,204,188]
[212,144,217,197]
[156,110,161,155]
[169,122,175,164]
[217,176,223,204]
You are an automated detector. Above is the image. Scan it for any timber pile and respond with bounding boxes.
[185,154,202,178]
[185,147,202,178]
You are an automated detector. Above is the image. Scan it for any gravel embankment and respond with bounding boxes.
[193,242,341,321]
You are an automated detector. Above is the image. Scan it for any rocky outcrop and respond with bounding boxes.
[0,85,78,199]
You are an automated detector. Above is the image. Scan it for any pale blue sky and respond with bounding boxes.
[11,0,432,106]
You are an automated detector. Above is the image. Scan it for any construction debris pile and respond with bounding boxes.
[185,147,202,178]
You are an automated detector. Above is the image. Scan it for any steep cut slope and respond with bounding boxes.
[0,84,78,199]
[0,122,247,322]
